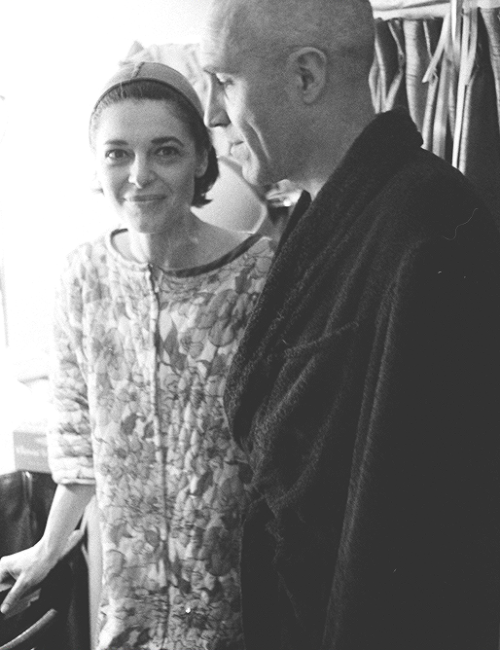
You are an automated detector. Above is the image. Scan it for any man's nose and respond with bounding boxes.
[204,82,230,129]
[128,154,154,188]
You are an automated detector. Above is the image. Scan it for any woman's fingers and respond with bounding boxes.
[1,575,32,615]
[0,549,50,615]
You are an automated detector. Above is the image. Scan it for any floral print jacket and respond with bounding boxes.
[48,230,274,650]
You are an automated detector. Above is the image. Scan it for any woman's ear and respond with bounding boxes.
[288,47,328,104]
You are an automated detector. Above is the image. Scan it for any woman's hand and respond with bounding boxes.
[0,483,95,617]
[0,540,59,615]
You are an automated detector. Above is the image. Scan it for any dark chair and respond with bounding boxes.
[0,530,87,650]
[0,471,90,650]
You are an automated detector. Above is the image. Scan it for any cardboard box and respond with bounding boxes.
[12,422,50,474]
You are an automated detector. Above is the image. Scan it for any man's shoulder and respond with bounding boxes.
[369,147,497,246]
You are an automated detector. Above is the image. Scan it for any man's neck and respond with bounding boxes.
[301,178,326,201]
[297,85,375,200]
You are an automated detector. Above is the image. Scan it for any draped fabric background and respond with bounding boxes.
[370,0,500,220]
[124,2,500,220]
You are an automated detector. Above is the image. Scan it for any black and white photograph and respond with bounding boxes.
[0,1,500,648]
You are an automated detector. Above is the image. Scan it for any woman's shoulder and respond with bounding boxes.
[219,233,274,271]
[247,233,275,256]
[61,230,114,279]
[241,234,275,271]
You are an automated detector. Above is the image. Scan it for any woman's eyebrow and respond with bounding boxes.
[151,136,184,146]
[103,136,185,146]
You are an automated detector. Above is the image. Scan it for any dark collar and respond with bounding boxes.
[278,109,423,257]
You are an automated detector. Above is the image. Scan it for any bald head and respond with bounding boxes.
[205,0,374,76]
[201,0,376,194]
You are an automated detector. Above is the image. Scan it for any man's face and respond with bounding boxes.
[201,2,298,188]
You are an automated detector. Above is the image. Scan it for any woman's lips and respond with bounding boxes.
[125,194,166,203]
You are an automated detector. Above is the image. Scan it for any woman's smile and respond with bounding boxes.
[126,192,166,199]
[125,193,167,203]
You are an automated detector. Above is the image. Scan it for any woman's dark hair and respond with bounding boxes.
[89,79,219,207]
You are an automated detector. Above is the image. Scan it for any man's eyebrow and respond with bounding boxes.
[202,63,237,76]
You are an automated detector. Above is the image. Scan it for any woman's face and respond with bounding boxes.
[93,99,207,235]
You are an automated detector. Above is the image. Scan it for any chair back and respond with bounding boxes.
[0,531,86,650]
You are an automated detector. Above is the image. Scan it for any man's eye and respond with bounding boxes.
[215,75,232,88]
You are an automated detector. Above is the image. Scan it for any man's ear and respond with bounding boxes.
[288,47,327,104]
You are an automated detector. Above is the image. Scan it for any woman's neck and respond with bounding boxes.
[117,213,249,270]
[128,212,201,268]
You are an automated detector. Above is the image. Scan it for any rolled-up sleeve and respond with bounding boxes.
[48,258,95,485]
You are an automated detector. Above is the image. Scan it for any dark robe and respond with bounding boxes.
[225,110,500,650]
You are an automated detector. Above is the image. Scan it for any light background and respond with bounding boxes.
[0,0,210,373]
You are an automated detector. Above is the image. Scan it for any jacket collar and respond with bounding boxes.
[287,109,422,236]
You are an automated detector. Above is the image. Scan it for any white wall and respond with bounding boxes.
[0,0,210,375]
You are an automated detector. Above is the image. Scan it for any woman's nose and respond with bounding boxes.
[205,81,230,129]
[128,155,154,188]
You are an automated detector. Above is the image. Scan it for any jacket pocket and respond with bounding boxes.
[248,319,362,502]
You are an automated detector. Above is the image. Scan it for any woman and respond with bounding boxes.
[0,61,274,650]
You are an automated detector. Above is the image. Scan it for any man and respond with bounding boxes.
[201,1,500,649]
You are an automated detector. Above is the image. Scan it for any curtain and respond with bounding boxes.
[370,0,500,221]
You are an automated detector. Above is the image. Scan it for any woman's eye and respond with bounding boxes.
[157,146,179,158]
[105,149,128,162]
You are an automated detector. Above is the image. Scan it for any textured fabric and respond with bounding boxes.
[225,110,500,650]
[48,230,274,650]
[459,12,500,218]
